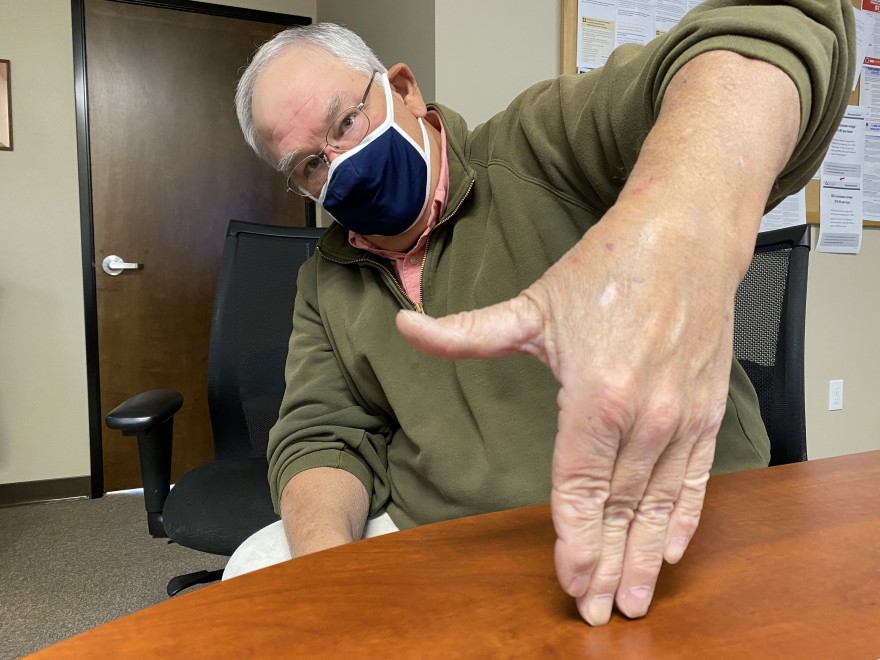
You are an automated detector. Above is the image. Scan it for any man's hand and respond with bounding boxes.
[396,211,731,625]
[396,51,800,625]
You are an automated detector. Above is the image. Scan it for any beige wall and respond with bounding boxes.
[805,227,880,458]
[317,0,436,103]
[0,0,315,487]
[435,0,560,128]
[0,0,89,484]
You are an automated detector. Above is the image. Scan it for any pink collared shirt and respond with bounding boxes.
[348,110,450,307]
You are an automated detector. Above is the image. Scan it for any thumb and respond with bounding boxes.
[396,295,545,360]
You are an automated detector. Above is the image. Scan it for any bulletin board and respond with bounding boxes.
[560,0,880,228]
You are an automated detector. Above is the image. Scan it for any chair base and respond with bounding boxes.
[166,569,224,597]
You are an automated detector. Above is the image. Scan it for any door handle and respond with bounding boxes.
[102,255,143,276]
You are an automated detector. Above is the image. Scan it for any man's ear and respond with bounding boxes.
[387,63,428,117]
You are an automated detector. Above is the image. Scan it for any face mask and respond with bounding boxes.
[316,73,431,237]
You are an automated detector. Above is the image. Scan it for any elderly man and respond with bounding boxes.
[231,1,853,625]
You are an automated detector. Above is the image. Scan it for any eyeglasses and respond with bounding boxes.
[286,70,377,197]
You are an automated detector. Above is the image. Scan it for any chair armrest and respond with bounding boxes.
[105,389,184,538]
[106,389,183,433]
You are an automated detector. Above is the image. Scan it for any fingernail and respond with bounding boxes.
[665,535,690,563]
[583,595,613,626]
[620,586,653,619]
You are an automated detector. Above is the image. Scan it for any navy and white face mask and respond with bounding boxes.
[316,72,432,237]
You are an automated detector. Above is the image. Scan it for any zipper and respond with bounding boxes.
[439,177,475,227]
[417,240,430,314]
[417,177,476,311]
[318,176,476,316]
[317,248,418,310]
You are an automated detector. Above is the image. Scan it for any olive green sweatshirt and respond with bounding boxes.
[267,0,855,528]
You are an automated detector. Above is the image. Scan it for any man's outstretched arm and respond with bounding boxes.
[279,467,369,557]
[397,49,800,624]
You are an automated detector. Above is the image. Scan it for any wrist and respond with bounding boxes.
[597,196,757,291]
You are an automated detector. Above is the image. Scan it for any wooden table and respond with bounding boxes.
[36,451,880,658]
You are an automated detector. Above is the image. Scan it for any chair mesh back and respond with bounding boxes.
[206,222,324,460]
[733,226,809,465]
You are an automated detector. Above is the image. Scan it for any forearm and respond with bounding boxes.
[611,50,800,278]
[279,467,370,557]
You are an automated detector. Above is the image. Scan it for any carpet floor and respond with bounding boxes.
[0,492,226,659]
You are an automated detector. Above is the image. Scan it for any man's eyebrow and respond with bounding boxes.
[277,90,345,173]
[325,91,343,129]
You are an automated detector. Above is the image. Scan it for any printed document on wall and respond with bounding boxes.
[759,188,805,233]
[577,1,617,70]
[853,8,875,90]
[616,1,653,46]
[859,63,880,118]
[863,1,880,58]
[818,107,865,254]
[577,0,707,71]
[655,1,688,35]
[863,120,880,221]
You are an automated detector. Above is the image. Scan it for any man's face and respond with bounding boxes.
[252,47,438,251]
[252,47,379,172]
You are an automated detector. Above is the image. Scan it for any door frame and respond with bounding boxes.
[71,0,313,498]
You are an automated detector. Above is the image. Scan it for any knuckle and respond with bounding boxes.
[676,478,708,516]
[672,506,703,534]
[703,398,727,431]
[686,395,727,437]
[598,376,636,417]
[592,563,624,588]
[583,376,637,434]
[625,547,666,577]
[448,309,477,336]
[635,496,675,528]
[552,479,609,519]
[557,538,602,572]
[515,289,549,326]
[638,401,681,444]
[671,493,706,532]
[682,465,712,494]
[640,491,676,515]
[603,502,636,532]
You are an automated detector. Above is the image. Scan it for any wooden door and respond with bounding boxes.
[85,0,306,491]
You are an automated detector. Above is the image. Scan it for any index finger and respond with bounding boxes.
[550,383,627,600]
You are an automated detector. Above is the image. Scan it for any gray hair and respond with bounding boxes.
[235,23,387,169]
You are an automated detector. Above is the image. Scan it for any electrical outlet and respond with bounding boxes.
[829,379,844,411]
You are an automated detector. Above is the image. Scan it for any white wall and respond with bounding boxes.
[316,1,560,129]
[435,0,560,128]
[318,0,436,103]
[0,0,315,487]
[805,227,880,459]
[0,0,89,484]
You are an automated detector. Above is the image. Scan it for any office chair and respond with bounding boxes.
[733,224,811,466]
[106,220,324,596]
